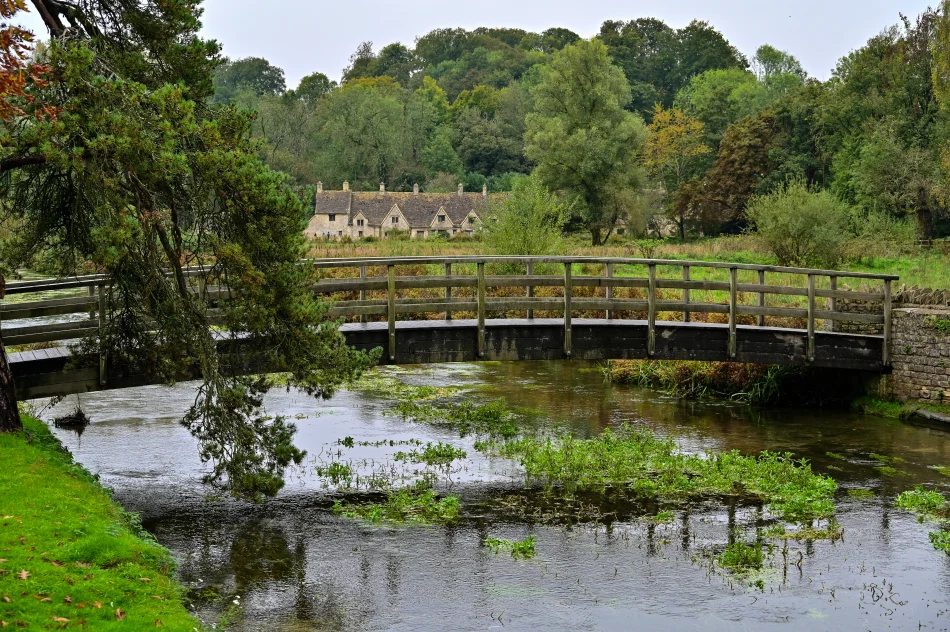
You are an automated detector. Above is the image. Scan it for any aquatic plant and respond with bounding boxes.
[930,530,950,554]
[847,489,876,500]
[394,442,467,467]
[489,425,837,523]
[391,398,520,439]
[332,486,461,525]
[896,486,946,517]
[485,535,537,559]
[717,540,764,572]
[315,461,354,487]
[876,466,909,478]
[825,452,847,461]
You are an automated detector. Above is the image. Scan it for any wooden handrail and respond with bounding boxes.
[1,256,899,372]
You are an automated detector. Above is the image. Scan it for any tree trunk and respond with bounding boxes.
[590,228,603,246]
[0,274,21,432]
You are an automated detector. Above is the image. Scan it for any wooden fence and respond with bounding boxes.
[1,257,899,375]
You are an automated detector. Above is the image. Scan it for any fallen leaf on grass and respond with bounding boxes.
[74,562,90,569]
[14,571,27,581]
[115,608,126,621]
[155,620,163,627]
[51,617,68,623]
[150,596,165,601]
[139,578,151,583]
[93,601,101,609]
[63,596,71,604]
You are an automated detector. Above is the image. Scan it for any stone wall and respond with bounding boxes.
[889,307,950,402]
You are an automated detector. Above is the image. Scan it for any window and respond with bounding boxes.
[469,217,476,225]
[438,214,446,223]
[466,230,474,236]
[391,216,398,224]
[357,219,364,227]
[338,231,343,237]
[328,214,336,222]
[616,228,625,235]
[417,230,425,237]
[358,231,363,238]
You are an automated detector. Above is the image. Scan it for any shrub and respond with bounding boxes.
[746,180,851,268]
[485,174,566,257]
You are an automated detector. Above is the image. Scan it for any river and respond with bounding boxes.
[38,361,950,631]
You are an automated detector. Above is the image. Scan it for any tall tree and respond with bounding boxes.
[643,105,711,239]
[213,56,286,104]
[525,38,648,245]
[0,0,378,497]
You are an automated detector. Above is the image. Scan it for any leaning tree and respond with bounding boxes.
[0,0,379,500]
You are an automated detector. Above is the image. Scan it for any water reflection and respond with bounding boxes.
[38,361,950,631]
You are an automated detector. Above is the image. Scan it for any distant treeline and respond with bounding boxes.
[213,11,950,240]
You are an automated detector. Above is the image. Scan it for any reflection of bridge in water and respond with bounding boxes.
[4,257,898,399]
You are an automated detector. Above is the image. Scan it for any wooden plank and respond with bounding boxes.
[728,268,738,359]
[884,279,892,366]
[606,263,614,320]
[564,263,573,358]
[388,266,396,362]
[360,265,367,324]
[1,296,99,321]
[807,274,816,363]
[813,310,884,324]
[477,262,486,358]
[647,264,656,357]
[526,262,535,319]
[445,263,453,321]
[829,276,837,327]
[757,270,766,327]
[683,266,690,323]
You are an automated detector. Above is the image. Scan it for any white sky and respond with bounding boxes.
[15,0,936,88]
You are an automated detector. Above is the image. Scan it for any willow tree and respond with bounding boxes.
[0,1,379,500]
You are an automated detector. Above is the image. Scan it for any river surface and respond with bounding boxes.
[36,361,950,631]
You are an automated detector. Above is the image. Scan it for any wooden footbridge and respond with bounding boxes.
[3,257,898,399]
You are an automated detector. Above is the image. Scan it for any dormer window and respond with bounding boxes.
[357,219,364,227]
[391,216,398,224]
[328,214,336,222]
[438,214,446,223]
[469,216,476,225]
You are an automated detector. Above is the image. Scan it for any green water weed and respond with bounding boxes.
[485,535,537,559]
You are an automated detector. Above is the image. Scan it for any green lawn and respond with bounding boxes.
[0,416,202,630]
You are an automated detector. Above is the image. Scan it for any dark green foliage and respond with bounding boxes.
[1,1,379,501]
[213,56,287,103]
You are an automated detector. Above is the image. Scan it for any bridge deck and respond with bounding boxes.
[11,318,884,400]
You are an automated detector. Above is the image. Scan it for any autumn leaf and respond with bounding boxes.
[154,621,163,627]
[14,570,27,581]
[0,559,7,563]
[75,562,91,569]
[150,596,166,601]
[64,596,72,604]
[115,608,126,621]
[93,601,102,609]
[138,577,151,583]
[51,617,68,623]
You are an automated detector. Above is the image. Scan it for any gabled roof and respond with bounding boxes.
[314,192,352,216]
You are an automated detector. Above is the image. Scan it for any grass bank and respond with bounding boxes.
[0,416,202,630]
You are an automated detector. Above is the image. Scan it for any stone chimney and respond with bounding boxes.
[482,184,488,198]
[380,182,386,194]
[317,181,323,194]
[413,183,419,195]
[457,183,464,196]
[342,180,350,192]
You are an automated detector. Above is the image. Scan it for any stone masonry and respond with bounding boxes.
[889,307,950,402]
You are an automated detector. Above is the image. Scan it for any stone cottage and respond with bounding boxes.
[306,181,499,240]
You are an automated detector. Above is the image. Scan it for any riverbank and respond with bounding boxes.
[0,415,202,630]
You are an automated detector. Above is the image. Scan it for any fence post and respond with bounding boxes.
[728,267,738,359]
[647,264,657,357]
[444,262,452,321]
[564,262,573,358]
[98,283,108,386]
[829,276,837,333]
[883,279,892,366]
[807,274,816,363]
[360,265,367,324]
[88,285,96,320]
[683,266,691,323]
[757,270,766,327]
[526,262,534,320]
[477,262,486,358]
[387,265,396,362]
[606,263,614,320]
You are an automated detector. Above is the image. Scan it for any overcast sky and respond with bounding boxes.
[17,0,937,87]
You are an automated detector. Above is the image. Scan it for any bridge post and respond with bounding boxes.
[388,265,396,362]
[477,262,486,358]
[647,264,656,357]
[97,283,107,386]
[564,262,573,358]
[526,262,534,320]
[88,285,96,320]
[360,266,367,324]
[682,266,690,323]
[829,276,837,333]
[444,263,452,321]
[728,268,737,359]
[807,274,816,362]
[757,270,766,327]
[606,263,614,320]
[883,279,892,366]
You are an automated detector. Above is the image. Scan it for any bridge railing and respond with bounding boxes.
[1,257,899,368]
